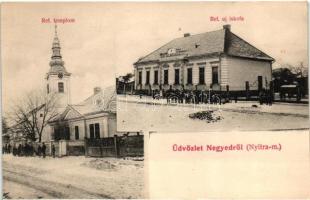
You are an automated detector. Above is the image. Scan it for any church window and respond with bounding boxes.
[64,127,70,140]
[138,71,142,85]
[58,82,64,93]
[89,123,100,139]
[89,124,94,139]
[75,126,79,140]
[95,123,100,139]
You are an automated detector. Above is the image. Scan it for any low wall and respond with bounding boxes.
[67,140,85,156]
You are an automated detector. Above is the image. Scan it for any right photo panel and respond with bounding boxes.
[116,2,308,133]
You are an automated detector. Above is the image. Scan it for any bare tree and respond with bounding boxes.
[122,73,134,94]
[8,90,59,142]
[289,62,308,77]
[2,117,9,135]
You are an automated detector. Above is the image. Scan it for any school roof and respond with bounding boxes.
[134,25,274,65]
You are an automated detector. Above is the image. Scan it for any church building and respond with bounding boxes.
[43,25,116,156]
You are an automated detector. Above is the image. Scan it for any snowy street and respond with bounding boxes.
[2,155,145,199]
[117,95,309,132]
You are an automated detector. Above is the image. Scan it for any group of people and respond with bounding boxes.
[2,144,11,154]
[2,143,51,158]
[151,89,227,105]
[145,88,275,105]
[259,89,273,105]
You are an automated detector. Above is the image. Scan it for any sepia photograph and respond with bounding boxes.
[116,2,308,133]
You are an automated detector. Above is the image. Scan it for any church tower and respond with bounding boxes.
[46,24,71,108]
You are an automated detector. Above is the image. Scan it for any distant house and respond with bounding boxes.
[273,68,308,96]
[134,25,274,94]
[48,86,116,156]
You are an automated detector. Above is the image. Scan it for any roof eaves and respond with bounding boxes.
[225,53,275,62]
[228,31,275,62]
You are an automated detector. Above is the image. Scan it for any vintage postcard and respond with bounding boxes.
[1,1,309,199]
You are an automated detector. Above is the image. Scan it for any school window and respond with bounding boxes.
[212,66,219,84]
[138,71,142,84]
[187,68,192,84]
[258,75,263,90]
[75,126,79,140]
[199,67,205,84]
[146,71,150,85]
[47,84,49,94]
[154,70,158,84]
[58,82,64,93]
[95,123,100,139]
[174,69,180,84]
[164,70,169,84]
[89,124,94,139]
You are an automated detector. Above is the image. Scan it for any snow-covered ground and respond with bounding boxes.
[3,155,145,199]
[117,95,309,132]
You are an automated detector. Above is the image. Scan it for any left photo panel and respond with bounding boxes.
[1,3,145,199]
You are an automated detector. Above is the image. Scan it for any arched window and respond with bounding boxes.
[47,84,49,94]
[58,82,64,93]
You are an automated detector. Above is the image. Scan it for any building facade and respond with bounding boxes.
[48,86,117,156]
[134,25,274,95]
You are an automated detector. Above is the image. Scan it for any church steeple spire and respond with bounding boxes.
[48,24,69,75]
[46,24,71,107]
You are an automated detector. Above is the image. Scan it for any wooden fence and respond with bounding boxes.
[85,135,144,157]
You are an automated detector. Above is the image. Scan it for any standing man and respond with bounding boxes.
[51,144,56,158]
[42,143,46,158]
[8,143,11,153]
[37,144,42,157]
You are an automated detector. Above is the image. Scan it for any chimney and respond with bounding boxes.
[93,87,102,94]
[223,24,231,31]
[184,33,191,37]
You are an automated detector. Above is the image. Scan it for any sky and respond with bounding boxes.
[1,2,308,113]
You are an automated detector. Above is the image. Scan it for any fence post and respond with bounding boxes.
[114,135,119,158]
[269,81,274,102]
[100,139,103,157]
[258,76,263,92]
[226,85,230,102]
[245,81,249,100]
[84,138,88,157]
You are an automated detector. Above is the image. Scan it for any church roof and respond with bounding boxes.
[135,25,274,65]
[49,86,116,122]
